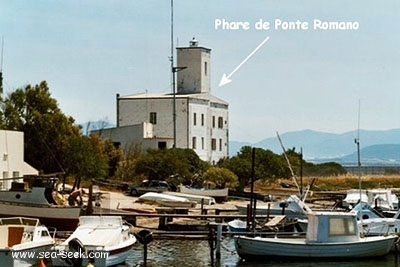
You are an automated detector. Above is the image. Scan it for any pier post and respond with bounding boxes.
[216,224,222,259]
[208,226,215,266]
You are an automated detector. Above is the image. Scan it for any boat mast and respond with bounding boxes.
[355,100,363,235]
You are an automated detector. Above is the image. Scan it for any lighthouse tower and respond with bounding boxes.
[177,38,211,94]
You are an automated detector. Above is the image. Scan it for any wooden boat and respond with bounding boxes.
[0,181,83,231]
[235,195,311,219]
[51,216,136,267]
[138,192,196,208]
[0,217,55,267]
[178,185,228,202]
[235,211,397,260]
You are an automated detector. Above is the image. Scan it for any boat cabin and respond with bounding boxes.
[0,217,52,248]
[306,212,359,243]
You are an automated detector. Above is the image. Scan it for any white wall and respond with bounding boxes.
[0,130,38,190]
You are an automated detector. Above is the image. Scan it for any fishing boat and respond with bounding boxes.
[0,180,83,231]
[138,192,196,208]
[0,217,55,267]
[178,185,228,202]
[51,216,136,267]
[235,195,311,219]
[235,211,397,260]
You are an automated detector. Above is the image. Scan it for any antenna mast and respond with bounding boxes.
[171,0,177,148]
[0,36,4,94]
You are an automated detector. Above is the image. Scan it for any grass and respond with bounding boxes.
[253,174,400,193]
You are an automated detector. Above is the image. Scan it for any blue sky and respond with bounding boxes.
[1,1,399,142]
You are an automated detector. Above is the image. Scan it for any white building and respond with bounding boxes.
[94,39,229,163]
[0,130,38,190]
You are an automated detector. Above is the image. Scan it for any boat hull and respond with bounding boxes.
[235,235,397,260]
[51,216,136,267]
[179,186,228,202]
[0,201,82,231]
[0,244,54,267]
[51,242,135,267]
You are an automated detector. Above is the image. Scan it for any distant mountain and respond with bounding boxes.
[333,144,400,166]
[79,120,115,135]
[229,129,400,165]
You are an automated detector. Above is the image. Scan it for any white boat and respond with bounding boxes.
[235,211,397,260]
[0,217,55,267]
[178,185,228,201]
[163,191,216,205]
[51,216,136,267]
[368,189,399,210]
[342,188,398,210]
[235,195,311,219]
[351,202,400,237]
[0,180,83,231]
[227,219,247,233]
[139,192,196,208]
[342,189,368,209]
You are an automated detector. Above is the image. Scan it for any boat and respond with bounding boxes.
[0,217,55,267]
[51,216,136,267]
[0,180,84,231]
[228,219,247,233]
[235,195,311,219]
[138,192,196,208]
[178,185,228,202]
[163,191,216,205]
[350,202,400,238]
[368,189,399,211]
[235,211,397,260]
[342,188,398,210]
[342,189,368,209]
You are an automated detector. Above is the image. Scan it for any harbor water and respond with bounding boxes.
[122,236,400,267]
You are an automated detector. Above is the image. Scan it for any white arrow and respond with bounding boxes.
[219,36,270,87]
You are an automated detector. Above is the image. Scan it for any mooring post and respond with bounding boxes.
[208,226,215,266]
[216,224,222,259]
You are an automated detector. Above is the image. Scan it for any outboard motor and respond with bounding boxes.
[68,238,85,267]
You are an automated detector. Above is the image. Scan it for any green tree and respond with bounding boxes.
[203,167,238,189]
[218,146,291,191]
[114,142,142,182]
[63,134,108,182]
[1,81,80,173]
[0,81,111,182]
[134,148,208,185]
[104,139,123,177]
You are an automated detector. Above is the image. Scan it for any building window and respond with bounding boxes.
[201,114,204,126]
[201,137,204,149]
[158,142,167,149]
[150,112,157,124]
[218,117,223,129]
[193,113,197,126]
[212,116,215,128]
[192,137,197,149]
[219,139,222,151]
[211,138,216,151]
[204,62,208,76]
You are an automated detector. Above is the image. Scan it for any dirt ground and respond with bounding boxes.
[89,189,337,230]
